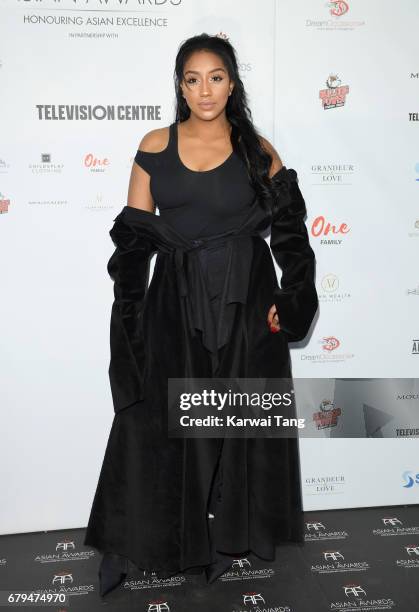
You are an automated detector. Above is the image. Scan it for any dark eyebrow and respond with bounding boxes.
[184,68,226,75]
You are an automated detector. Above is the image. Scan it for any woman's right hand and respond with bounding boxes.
[267,304,281,333]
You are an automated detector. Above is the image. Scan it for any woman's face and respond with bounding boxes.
[180,50,234,120]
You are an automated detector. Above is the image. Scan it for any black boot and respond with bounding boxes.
[98,552,129,597]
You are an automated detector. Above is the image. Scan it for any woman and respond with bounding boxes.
[84,33,318,596]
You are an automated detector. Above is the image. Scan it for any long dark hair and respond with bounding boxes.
[173,33,280,216]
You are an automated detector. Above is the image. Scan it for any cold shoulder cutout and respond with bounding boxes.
[134,149,160,176]
[134,126,171,176]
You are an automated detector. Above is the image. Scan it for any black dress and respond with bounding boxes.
[83,121,319,596]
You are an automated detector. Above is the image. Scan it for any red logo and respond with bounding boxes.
[311,216,350,238]
[321,336,340,351]
[329,1,349,17]
[319,74,350,109]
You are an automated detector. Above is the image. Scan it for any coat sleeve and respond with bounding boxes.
[269,167,319,342]
[107,213,155,413]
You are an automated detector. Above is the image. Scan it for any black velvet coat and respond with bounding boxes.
[84,166,319,577]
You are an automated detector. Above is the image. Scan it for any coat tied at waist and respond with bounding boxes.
[108,200,272,405]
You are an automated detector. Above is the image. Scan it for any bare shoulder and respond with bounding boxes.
[138,126,170,153]
[259,135,283,178]
[127,126,171,213]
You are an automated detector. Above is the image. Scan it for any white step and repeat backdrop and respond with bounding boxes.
[0,0,418,534]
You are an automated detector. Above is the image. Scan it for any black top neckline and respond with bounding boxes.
[173,121,235,175]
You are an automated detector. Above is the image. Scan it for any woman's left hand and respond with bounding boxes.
[267,304,281,333]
